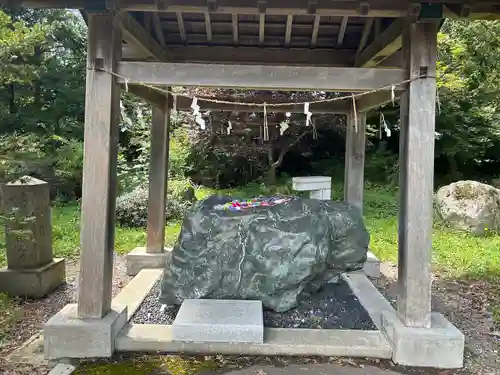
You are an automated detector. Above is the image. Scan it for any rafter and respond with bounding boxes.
[259,13,265,44]
[176,12,187,43]
[232,13,239,44]
[337,16,348,47]
[285,15,293,46]
[311,15,320,47]
[355,17,404,68]
[116,11,167,61]
[152,13,165,47]
[204,11,213,41]
[357,17,374,54]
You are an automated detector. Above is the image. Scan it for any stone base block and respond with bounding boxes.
[309,188,332,200]
[363,251,381,278]
[381,311,465,368]
[44,304,127,359]
[172,299,264,343]
[0,259,65,298]
[126,247,172,276]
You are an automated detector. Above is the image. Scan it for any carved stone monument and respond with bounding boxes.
[0,176,65,298]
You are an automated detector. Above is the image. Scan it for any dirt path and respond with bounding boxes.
[0,254,130,375]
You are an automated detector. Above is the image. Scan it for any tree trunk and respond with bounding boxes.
[8,84,16,114]
[447,154,462,181]
[267,165,278,185]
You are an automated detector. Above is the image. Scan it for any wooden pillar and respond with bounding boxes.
[397,21,437,328]
[146,100,170,253]
[344,110,366,215]
[77,12,121,319]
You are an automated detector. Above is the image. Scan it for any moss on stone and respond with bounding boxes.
[75,358,162,375]
[74,355,220,375]
[453,181,483,201]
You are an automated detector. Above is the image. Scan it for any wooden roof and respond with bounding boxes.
[10,1,500,69]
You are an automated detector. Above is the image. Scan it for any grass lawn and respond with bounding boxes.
[1,180,500,368]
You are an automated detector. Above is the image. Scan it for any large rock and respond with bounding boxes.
[435,180,500,236]
[160,195,369,312]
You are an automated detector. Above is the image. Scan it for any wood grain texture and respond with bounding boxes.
[344,111,366,215]
[397,21,438,328]
[78,12,121,319]
[356,17,404,67]
[117,11,167,61]
[146,100,170,253]
[127,84,167,109]
[116,62,406,92]
[122,45,354,67]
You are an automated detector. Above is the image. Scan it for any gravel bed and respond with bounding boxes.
[131,279,376,330]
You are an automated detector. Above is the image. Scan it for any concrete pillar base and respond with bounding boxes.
[126,246,172,276]
[363,251,381,278]
[381,311,465,368]
[44,304,127,359]
[0,258,65,298]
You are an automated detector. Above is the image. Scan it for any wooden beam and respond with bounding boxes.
[122,45,354,66]
[12,0,500,19]
[172,95,350,113]
[397,21,438,329]
[204,11,213,42]
[12,0,409,17]
[355,17,404,68]
[374,18,381,37]
[356,90,400,112]
[78,12,121,319]
[232,13,239,44]
[259,13,265,44]
[127,84,167,109]
[116,11,167,61]
[153,13,165,47]
[337,16,348,46]
[116,61,406,92]
[311,15,320,47]
[344,110,366,214]
[176,12,186,42]
[357,17,374,54]
[285,15,293,46]
[146,101,170,253]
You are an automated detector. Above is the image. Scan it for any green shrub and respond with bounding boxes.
[0,133,83,201]
[115,185,193,228]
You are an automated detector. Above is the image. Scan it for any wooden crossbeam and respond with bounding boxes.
[116,11,167,61]
[122,45,354,66]
[356,90,401,112]
[355,17,404,67]
[127,85,167,109]
[116,61,406,92]
[172,95,350,113]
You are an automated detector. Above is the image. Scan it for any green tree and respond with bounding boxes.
[436,20,500,180]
